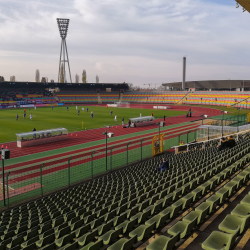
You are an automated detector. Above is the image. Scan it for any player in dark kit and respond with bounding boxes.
[16,114,19,121]
[78,110,80,116]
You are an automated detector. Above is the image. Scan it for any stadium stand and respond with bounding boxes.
[183,91,250,107]
[0,131,250,250]
[100,92,120,103]
[56,92,98,104]
[122,92,188,104]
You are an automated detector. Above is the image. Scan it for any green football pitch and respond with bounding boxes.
[0,106,187,143]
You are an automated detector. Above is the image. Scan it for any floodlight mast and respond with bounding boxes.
[57,18,72,83]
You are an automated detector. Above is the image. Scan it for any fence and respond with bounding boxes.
[0,126,200,209]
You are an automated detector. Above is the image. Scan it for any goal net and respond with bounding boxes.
[115,102,130,108]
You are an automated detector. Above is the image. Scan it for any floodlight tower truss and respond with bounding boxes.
[57,18,72,83]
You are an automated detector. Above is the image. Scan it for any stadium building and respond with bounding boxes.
[1,1,250,250]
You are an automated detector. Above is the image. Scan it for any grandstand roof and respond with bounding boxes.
[236,0,250,13]
[163,80,250,90]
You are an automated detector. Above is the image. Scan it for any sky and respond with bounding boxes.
[0,0,249,87]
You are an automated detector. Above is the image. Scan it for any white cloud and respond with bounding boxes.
[0,0,249,85]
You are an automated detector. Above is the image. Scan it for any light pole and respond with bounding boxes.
[103,131,114,171]
[237,108,242,133]
[57,18,72,83]
[1,148,10,207]
[221,110,226,137]
[103,130,108,171]
[110,146,115,172]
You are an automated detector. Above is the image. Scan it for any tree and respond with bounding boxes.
[96,75,99,83]
[75,74,79,83]
[82,70,87,83]
[35,69,40,82]
[60,63,64,83]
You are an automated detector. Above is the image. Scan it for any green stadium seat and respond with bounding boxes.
[107,235,136,250]
[55,232,75,247]
[58,241,78,250]
[130,210,151,224]
[231,204,250,218]
[206,195,221,213]
[202,230,238,250]
[240,194,250,206]
[6,235,24,249]
[80,240,103,250]
[74,224,91,238]
[129,222,155,242]
[146,233,180,250]
[168,217,197,239]
[115,218,137,234]
[36,233,55,248]
[77,229,97,246]
[219,214,249,235]
[98,227,122,245]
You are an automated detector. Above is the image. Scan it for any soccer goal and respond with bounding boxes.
[115,102,130,108]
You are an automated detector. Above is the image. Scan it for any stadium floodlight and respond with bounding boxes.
[57,18,72,84]
[236,2,239,8]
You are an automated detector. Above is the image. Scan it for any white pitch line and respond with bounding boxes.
[0,182,15,190]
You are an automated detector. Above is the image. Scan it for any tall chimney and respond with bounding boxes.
[182,57,186,90]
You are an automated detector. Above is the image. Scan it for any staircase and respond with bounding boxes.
[97,93,102,104]
[54,95,60,102]
[177,92,192,104]
[119,93,123,102]
[231,96,250,107]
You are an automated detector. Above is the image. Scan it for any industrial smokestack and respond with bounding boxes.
[182,57,186,90]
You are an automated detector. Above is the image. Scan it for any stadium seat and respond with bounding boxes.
[146,233,180,250]
[202,230,238,250]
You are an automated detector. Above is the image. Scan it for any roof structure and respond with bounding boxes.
[236,0,250,13]
[163,80,250,90]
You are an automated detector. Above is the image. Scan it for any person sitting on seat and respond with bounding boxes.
[227,135,236,148]
[217,137,227,151]
[157,158,169,172]
[179,140,185,146]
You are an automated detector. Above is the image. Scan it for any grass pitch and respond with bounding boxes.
[0,106,186,143]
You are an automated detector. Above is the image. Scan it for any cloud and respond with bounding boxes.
[0,0,249,85]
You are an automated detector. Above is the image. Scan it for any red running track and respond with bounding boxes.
[2,105,222,159]
[1,123,199,175]
[5,126,199,184]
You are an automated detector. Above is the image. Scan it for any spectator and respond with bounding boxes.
[128,119,131,128]
[157,158,169,172]
[179,140,184,145]
[227,135,236,148]
[217,137,227,151]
